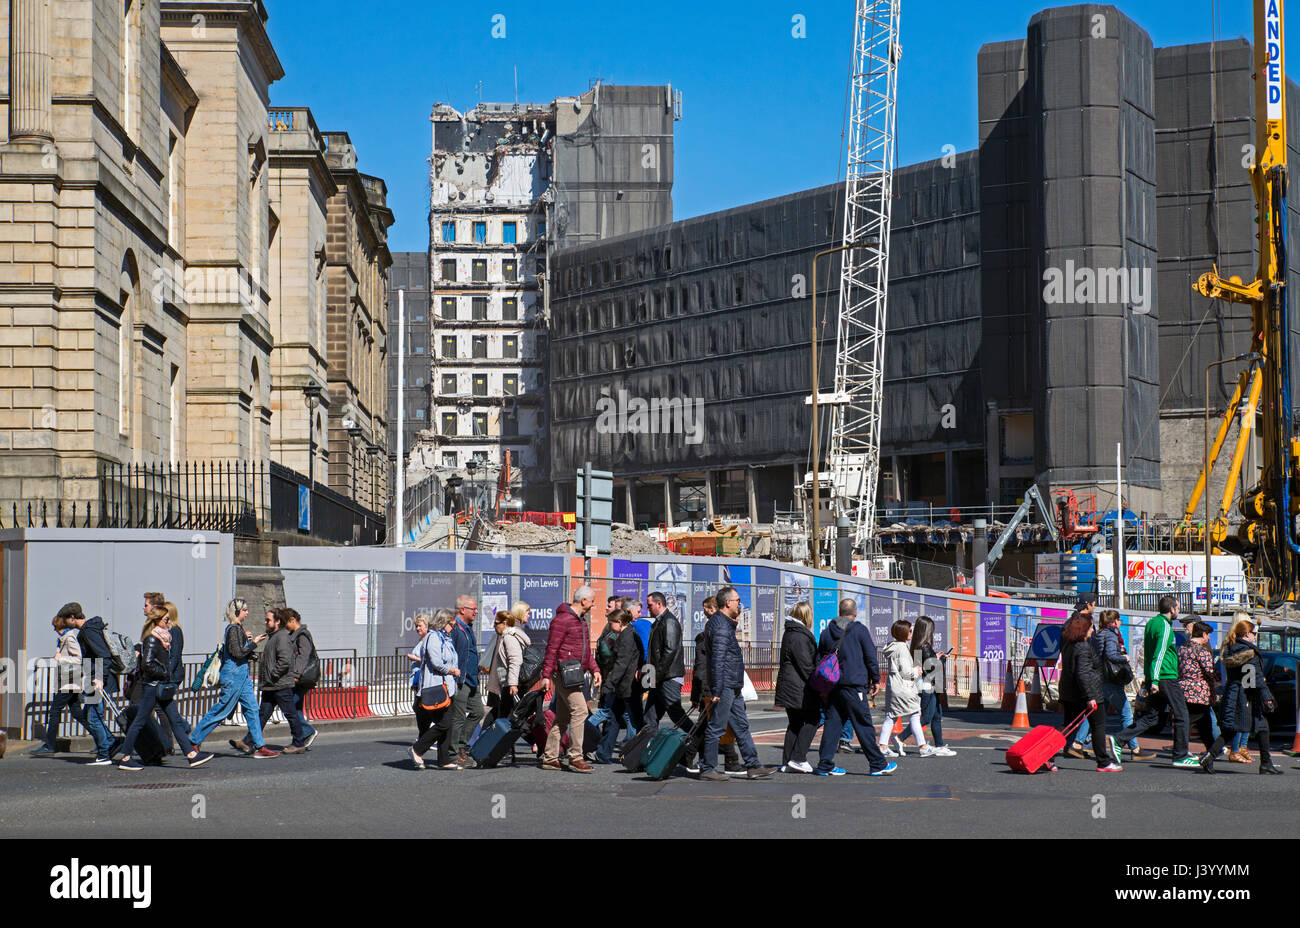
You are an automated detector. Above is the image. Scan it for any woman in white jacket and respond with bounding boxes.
[878,620,934,757]
[485,609,531,724]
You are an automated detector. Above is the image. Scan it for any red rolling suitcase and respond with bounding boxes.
[1006,709,1088,774]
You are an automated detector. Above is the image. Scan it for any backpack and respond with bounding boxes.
[296,632,321,690]
[595,630,618,673]
[105,626,137,678]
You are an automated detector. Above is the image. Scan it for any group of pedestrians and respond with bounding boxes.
[1056,595,1281,774]
[34,596,320,770]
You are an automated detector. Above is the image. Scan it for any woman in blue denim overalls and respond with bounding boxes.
[190,599,280,758]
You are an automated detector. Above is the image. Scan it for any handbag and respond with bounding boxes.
[810,635,844,696]
[420,683,451,711]
[558,659,584,689]
[192,646,222,692]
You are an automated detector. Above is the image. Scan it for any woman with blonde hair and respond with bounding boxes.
[118,605,212,770]
[1203,614,1281,774]
[189,599,278,759]
[775,601,819,773]
[486,608,532,724]
[509,601,531,626]
[408,613,433,736]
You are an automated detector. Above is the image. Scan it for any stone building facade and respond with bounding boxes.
[0,0,200,509]
[267,106,332,484]
[322,132,392,513]
[0,0,392,524]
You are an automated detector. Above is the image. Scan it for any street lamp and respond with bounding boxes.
[466,458,479,513]
[302,380,323,488]
[808,236,878,569]
[1203,351,1260,613]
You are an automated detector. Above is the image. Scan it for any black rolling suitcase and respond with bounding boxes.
[103,698,167,766]
[620,724,657,772]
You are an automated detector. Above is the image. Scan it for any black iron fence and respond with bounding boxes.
[269,461,385,546]
[4,460,385,545]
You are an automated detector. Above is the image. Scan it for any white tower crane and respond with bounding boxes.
[827,0,901,556]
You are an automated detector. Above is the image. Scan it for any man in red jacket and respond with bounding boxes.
[540,585,603,772]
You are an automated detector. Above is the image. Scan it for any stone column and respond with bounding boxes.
[623,479,635,526]
[745,468,758,523]
[662,477,674,529]
[9,0,53,143]
[704,470,716,521]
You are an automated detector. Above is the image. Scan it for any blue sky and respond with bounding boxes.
[264,0,1291,254]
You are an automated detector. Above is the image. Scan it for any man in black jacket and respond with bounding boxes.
[697,586,776,782]
[642,591,691,732]
[64,605,120,765]
[284,608,319,750]
[243,609,311,753]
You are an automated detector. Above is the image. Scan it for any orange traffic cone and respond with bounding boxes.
[893,716,904,735]
[1027,664,1044,712]
[1291,703,1300,755]
[1000,660,1016,711]
[1011,679,1031,729]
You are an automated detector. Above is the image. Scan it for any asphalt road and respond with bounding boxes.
[4,709,1299,838]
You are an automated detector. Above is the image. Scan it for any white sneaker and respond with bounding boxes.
[935,746,957,757]
[893,735,907,756]
[880,746,900,758]
[919,745,939,757]
[785,760,813,774]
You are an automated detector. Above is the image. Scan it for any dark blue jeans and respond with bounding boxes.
[247,688,309,748]
[82,694,113,758]
[122,683,195,759]
[918,691,944,746]
[818,686,888,772]
[642,677,691,731]
[293,687,316,739]
[701,686,759,773]
[596,692,643,763]
[42,691,85,749]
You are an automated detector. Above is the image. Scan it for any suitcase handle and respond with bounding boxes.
[1062,708,1091,739]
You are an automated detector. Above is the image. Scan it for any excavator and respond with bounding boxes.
[1183,0,1291,605]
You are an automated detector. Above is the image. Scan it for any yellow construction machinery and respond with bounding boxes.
[1184,0,1291,603]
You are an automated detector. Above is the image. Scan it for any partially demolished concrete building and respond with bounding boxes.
[547,3,1300,528]
[425,86,678,507]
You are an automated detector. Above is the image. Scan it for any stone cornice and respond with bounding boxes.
[160,42,200,116]
[160,2,285,84]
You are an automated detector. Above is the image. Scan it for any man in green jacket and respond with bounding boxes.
[1115,596,1193,767]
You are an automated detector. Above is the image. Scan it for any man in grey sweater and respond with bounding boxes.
[241,609,311,754]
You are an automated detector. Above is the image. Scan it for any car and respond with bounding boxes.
[1260,650,1298,734]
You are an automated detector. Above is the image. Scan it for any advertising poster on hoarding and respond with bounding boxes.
[755,566,780,647]
[812,577,838,640]
[404,550,457,572]
[611,559,649,603]
[380,571,477,655]
[518,574,563,644]
[466,553,512,642]
[841,582,869,621]
[651,562,692,638]
[950,598,978,660]
[979,602,1008,664]
[868,589,896,648]
[571,557,608,636]
[725,565,755,643]
[923,596,949,655]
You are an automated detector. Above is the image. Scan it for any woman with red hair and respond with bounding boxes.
[1059,614,1122,772]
